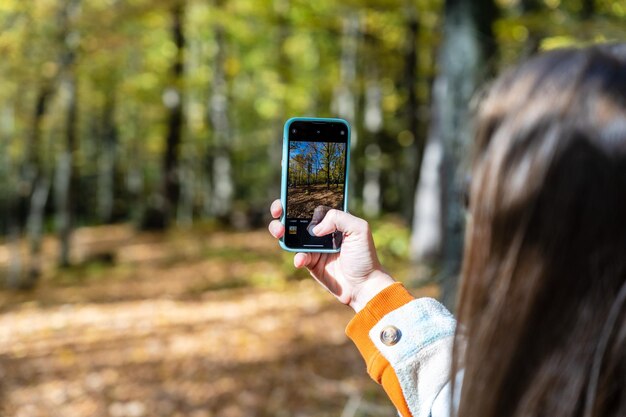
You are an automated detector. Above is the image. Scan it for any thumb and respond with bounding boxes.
[312,209,365,237]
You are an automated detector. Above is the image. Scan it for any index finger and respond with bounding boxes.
[270,199,283,219]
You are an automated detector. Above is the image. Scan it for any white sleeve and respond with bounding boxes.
[368,298,458,417]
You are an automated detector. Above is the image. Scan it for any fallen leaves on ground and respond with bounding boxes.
[0,225,436,417]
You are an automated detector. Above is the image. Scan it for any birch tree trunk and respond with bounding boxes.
[362,73,383,218]
[333,13,360,207]
[209,19,234,219]
[0,107,15,234]
[26,177,50,285]
[410,78,444,262]
[267,0,290,203]
[333,14,359,133]
[410,0,497,308]
[56,0,81,267]
[55,120,75,268]
[22,84,53,286]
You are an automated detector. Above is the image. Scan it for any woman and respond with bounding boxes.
[268,44,626,417]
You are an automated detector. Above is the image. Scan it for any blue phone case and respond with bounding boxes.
[279,117,351,253]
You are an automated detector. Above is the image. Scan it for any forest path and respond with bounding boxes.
[286,184,345,218]
[0,226,431,417]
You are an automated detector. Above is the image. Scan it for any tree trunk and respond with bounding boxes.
[56,0,81,268]
[362,72,383,218]
[334,14,359,129]
[55,150,73,268]
[209,20,234,219]
[26,177,50,285]
[97,90,118,224]
[6,222,22,289]
[410,0,498,309]
[200,145,212,217]
[59,71,79,268]
[160,1,186,228]
[333,13,360,202]
[267,0,291,203]
[56,104,76,268]
[410,77,444,262]
[401,4,422,223]
[179,37,203,227]
[125,104,145,224]
[325,145,332,189]
[581,0,594,20]
[0,108,14,238]
[1,106,23,289]
[177,162,194,227]
[23,84,53,286]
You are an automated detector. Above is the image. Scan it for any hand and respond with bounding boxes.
[268,200,395,312]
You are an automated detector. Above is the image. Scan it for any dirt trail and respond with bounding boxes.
[287,184,344,218]
[0,227,429,417]
[1,283,393,417]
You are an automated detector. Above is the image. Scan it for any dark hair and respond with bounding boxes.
[454,44,626,417]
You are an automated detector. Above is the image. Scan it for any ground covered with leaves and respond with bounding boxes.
[286,184,345,218]
[0,223,436,417]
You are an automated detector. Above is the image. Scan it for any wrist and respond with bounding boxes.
[349,270,396,313]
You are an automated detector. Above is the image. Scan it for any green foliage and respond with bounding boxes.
[371,216,410,265]
[0,0,625,236]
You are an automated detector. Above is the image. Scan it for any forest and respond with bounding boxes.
[0,0,624,287]
[0,0,625,416]
[288,141,346,188]
[287,141,347,218]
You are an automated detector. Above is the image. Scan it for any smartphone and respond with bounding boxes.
[280,117,351,253]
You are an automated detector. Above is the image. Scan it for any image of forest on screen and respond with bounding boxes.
[287,141,346,219]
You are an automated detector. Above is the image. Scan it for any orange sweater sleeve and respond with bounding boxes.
[345,282,415,417]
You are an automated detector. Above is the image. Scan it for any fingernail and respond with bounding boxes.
[312,225,321,236]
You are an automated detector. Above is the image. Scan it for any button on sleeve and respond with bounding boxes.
[380,325,402,346]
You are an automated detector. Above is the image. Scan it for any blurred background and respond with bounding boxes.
[0,0,624,416]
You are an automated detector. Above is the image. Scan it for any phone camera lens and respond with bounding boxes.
[340,130,345,135]
[292,129,297,134]
[317,130,320,134]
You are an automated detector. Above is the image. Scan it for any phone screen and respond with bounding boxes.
[283,120,349,251]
